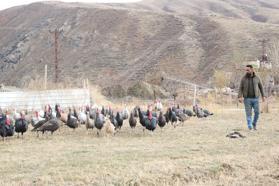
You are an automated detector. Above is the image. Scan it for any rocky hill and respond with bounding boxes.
[0,0,279,96]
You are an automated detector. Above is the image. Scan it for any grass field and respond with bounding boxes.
[0,103,278,186]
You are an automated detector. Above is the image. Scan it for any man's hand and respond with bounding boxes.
[262,96,266,102]
[238,97,243,103]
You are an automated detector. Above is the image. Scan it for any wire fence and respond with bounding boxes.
[0,88,90,110]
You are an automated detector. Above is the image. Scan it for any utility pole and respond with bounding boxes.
[54,29,59,83]
[49,28,60,83]
[261,39,266,56]
[258,39,269,65]
[259,39,271,113]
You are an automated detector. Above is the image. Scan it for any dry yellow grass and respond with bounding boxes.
[89,85,114,107]
[0,102,278,185]
[26,76,79,91]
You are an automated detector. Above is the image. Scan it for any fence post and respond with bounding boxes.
[44,65,48,90]
[193,84,197,106]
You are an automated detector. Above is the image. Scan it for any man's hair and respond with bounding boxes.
[246,65,253,69]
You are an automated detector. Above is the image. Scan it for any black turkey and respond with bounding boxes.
[66,112,78,130]
[138,108,157,132]
[15,113,28,138]
[158,111,166,129]
[183,109,195,117]
[55,104,61,118]
[115,112,123,130]
[145,110,157,131]
[94,112,105,136]
[138,107,146,130]
[0,114,14,140]
[37,119,60,136]
[129,112,137,129]
[167,108,178,127]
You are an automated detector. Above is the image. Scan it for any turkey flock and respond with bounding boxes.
[0,101,213,141]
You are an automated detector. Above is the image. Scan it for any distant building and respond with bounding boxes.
[259,54,272,69]
[244,54,272,70]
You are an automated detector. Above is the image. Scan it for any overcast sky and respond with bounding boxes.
[0,0,141,10]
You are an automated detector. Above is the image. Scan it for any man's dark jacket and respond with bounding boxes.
[238,73,265,98]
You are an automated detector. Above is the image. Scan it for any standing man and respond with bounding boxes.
[238,65,266,130]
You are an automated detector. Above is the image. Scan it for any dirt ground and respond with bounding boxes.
[0,103,278,186]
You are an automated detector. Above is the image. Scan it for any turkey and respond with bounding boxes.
[115,112,124,130]
[94,111,105,136]
[129,112,137,129]
[108,106,113,117]
[144,110,157,132]
[66,111,78,130]
[144,106,158,118]
[15,112,28,138]
[133,106,139,118]
[23,111,33,125]
[138,107,146,130]
[73,107,79,120]
[122,107,129,120]
[172,106,178,115]
[164,112,170,124]
[158,111,166,129]
[203,109,214,117]
[31,113,50,136]
[85,112,94,130]
[177,112,189,126]
[58,109,68,124]
[138,107,157,132]
[13,109,21,121]
[167,108,178,128]
[193,104,205,118]
[5,114,14,137]
[89,108,97,120]
[55,104,62,118]
[183,109,195,117]
[0,114,7,140]
[36,118,60,136]
[78,108,87,124]
[104,118,115,136]
[101,106,106,117]
[44,104,53,120]
[31,111,45,127]
[109,112,117,128]
[0,113,14,140]
[31,119,48,131]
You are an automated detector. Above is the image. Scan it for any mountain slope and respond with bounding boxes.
[0,0,279,92]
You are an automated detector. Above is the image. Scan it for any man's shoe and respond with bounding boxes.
[252,123,257,130]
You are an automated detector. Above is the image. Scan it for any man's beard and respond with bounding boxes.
[246,72,254,77]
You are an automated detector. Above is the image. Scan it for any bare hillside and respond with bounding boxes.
[0,0,279,95]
